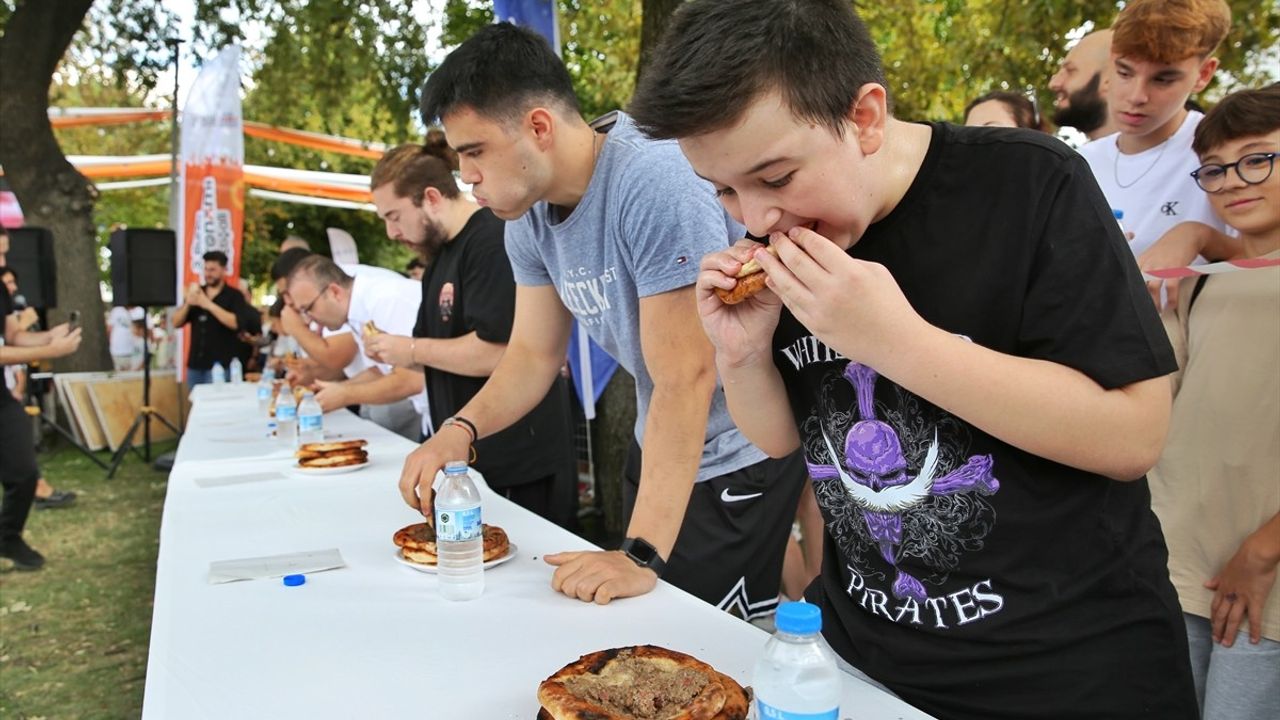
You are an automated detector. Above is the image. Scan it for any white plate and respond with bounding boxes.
[291,461,370,476]
[394,544,519,574]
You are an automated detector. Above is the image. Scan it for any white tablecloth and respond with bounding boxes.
[143,388,934,719]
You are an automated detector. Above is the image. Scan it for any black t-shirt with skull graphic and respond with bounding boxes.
[414,207,570,490]
[777,124,1194,720]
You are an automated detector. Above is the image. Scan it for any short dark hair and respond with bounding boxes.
[630,0,888,140]
[287,254,353,292]
[964,91,1041,130]
[419,22,580,126]
[1192,84,1280,157]
[271,247,312,281]
[203,251,229,267]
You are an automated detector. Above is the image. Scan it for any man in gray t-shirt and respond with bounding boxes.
[400,23,805,617]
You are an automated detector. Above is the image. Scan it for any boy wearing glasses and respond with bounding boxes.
[1149,84,1280,720]
[631,0,1196,717]
[1077,0,1236,263]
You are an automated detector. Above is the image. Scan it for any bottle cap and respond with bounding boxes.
[1112,209,1125,220]
[775,601,821,634]
[444,460,468,474]
[283,574,306,587]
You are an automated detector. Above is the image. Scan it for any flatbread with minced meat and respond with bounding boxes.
[537,646,748,720]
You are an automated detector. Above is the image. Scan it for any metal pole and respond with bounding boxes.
[166,38,182,231]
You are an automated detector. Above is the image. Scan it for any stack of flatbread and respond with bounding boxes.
[295,439,368,468]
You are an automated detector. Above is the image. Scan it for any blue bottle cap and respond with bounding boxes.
[1113,209,1125,220]
[775,601,822,635]
[283,574,306,587]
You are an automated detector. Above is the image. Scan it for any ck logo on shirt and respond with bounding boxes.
[1161,201,1180,216]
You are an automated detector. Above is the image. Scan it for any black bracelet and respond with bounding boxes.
[447,415,478,443]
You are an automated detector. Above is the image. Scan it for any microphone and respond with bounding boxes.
[13,293,28,310]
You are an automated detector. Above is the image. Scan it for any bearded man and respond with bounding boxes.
[365,132,575,525]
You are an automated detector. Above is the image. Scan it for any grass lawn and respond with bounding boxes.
[0,439,174,720]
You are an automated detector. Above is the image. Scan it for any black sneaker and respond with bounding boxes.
[0,538,46,571]
[34,490,77,510]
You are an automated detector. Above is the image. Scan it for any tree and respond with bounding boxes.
[0,0,115,371]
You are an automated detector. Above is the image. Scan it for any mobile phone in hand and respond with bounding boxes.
[68,310,81,331]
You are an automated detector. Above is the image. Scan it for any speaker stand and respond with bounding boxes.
[24,372,108,470]
[106,310,181,478]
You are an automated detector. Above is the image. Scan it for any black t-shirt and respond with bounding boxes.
[0,280,14,407]
[178,284,254,370]
[414,208,570,488]
[778,124,1192,719]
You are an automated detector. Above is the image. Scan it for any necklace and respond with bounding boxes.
[1113,135,1171,189]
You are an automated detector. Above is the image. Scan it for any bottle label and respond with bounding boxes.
[299,414,322,432]
[277,405,297,421]
[436,506,481,543]
[756,702,838,720]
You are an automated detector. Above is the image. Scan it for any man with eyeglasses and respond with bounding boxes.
[1148,83,1280,720]
[270,248,422,440]
[1076,0,1238,288]
[284,254,429,440]
[173,250,257,388]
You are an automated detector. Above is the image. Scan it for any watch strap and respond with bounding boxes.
[620,536,667,578]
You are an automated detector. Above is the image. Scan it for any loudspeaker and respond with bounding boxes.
[110,228,178,307]
[6,226,57,308]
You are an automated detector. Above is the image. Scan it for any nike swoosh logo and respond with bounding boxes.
[720,489,764,503]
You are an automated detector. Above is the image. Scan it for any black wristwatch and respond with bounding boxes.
[619,536,667,578]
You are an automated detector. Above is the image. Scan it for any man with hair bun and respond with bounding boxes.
[365,130,575,525]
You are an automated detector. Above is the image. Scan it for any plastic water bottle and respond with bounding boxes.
[434,460,484,601]
[229,357,244,383]
[275,389,297,445]
[753,602,840,720]
[211,361,226,384]
[297,392,323,445]
[256,374,274,415]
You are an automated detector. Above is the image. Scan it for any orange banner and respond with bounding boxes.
[243,122,385,159]
[49,110,171,128]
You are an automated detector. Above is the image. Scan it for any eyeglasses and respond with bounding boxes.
[291,289,324,318]
[1190,152,1277,193]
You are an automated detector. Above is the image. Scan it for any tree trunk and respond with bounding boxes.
[0,0,110,372]
[591,368,637,537]
[637,0,684,82]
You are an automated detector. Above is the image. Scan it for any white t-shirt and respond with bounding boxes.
[320,325,370,379]
[344,265,430,434]
[1078,111,1227,259]
[109,306,134,356]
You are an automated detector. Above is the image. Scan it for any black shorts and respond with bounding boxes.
[624,440,807,620]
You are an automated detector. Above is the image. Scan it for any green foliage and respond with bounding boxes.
[440,0,640,120]
[860,0,1278,125]
[48,67,172,289]
[62,0,180,96]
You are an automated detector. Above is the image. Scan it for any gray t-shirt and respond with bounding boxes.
[505,111,766,482]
